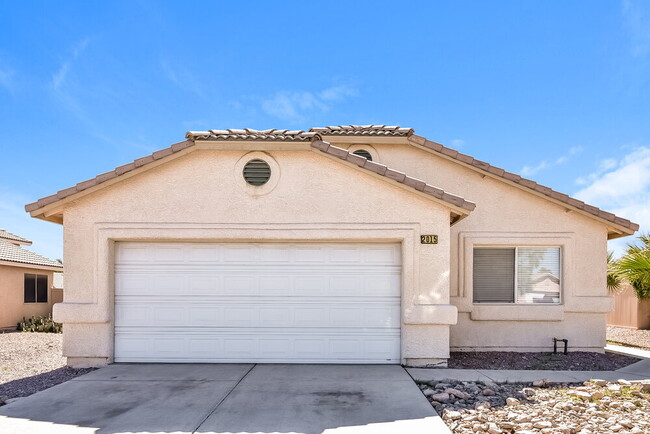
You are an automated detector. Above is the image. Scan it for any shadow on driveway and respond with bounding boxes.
[0,363,448,433]
[0,367,95,401]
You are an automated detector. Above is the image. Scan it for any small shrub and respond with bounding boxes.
[17,314,62,333]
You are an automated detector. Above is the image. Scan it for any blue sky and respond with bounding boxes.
[1,0,649,260]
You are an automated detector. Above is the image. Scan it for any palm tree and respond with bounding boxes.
[613,234,650,300]
[607,251,623,292]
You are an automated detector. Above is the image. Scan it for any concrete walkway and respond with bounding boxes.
[408,347,650,385]
[0,364,450,434]
[605,343,650,359]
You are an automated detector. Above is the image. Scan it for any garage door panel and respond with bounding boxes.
[115,328,400,363]
[116,274,400,298]
[115,242,401,363]
[115,299,400,328]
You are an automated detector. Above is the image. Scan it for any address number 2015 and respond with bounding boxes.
[420,235,438,244]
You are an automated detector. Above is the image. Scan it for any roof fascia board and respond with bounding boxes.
[0,259,63,271]
[406,137,636,239]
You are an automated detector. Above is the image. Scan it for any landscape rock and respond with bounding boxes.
[505,397,520,406]
[445,388,470,400]
[442,409,462,420]
[430,392,450,402]
[419,378,650,434]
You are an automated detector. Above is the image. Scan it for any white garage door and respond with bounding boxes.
[114,242,401,363]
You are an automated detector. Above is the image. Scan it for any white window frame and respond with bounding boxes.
[473,245,563,305]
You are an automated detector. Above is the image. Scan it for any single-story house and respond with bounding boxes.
[0,229,63,329]
[25,125,638,368]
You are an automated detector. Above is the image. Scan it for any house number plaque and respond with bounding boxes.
[420,235,438,244]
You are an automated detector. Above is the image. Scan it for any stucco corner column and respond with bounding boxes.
[401,304,457,367]
[54,303,112,368]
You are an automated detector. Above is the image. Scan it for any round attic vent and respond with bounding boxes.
[243,159,271,186]
[352,149,373,161]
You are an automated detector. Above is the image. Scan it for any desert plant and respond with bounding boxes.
[607,251,623,292]
[17,314,62,333]
[613,234,650,300]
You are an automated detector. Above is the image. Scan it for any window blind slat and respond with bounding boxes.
[473,248,515,303]
[517,247,561,304]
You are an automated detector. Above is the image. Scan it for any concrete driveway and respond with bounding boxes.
[0,364,448,434]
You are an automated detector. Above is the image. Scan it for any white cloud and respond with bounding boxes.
[451,139,465,148]
[520,146,583,177]
[51,38,89,90]
[622,0,650,57]
[520,161,549,177]
[0,65,15,92]
[318,85,359,101]
[569,146,584,155]
[573,146,650,256]
[261,84,359,123]
[160,59,206,98]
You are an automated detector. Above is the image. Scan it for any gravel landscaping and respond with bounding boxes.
[447,351,639,371]
[0,332,93,404]
[608,326,650,350]
[419,378,650,433]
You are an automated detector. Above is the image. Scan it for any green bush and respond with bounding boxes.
[17,314,62,333]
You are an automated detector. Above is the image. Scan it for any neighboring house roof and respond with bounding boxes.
[0,239,63,269]
[0,229,32,245]
[24,125,638,237]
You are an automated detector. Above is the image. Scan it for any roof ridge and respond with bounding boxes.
[0,228,32,244]
[187,129,316,141]
[406,135,639,232]
[309,125,414,136]
[0,238,62,268]
[311,140,475,213]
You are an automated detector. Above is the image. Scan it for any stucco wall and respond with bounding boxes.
[341,142,612,352]
[55,149,459,367]
[0,265,54,329]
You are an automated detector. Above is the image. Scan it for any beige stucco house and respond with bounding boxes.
[0,229,63,329]
[25,125,638,368]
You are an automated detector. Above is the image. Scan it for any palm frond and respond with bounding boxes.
[607,251,623,292]
[616,248,650,300]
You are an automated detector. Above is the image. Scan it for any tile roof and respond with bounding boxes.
[310,125,414,137]
[0,239,63,269]
[187,129,316,141]
[0,229,31,245]
[186,125,414,141]
[406,134,640,233]
[24,124,638,235]
[312,140,475,213]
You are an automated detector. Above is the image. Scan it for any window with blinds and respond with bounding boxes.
[473,247,561,304]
